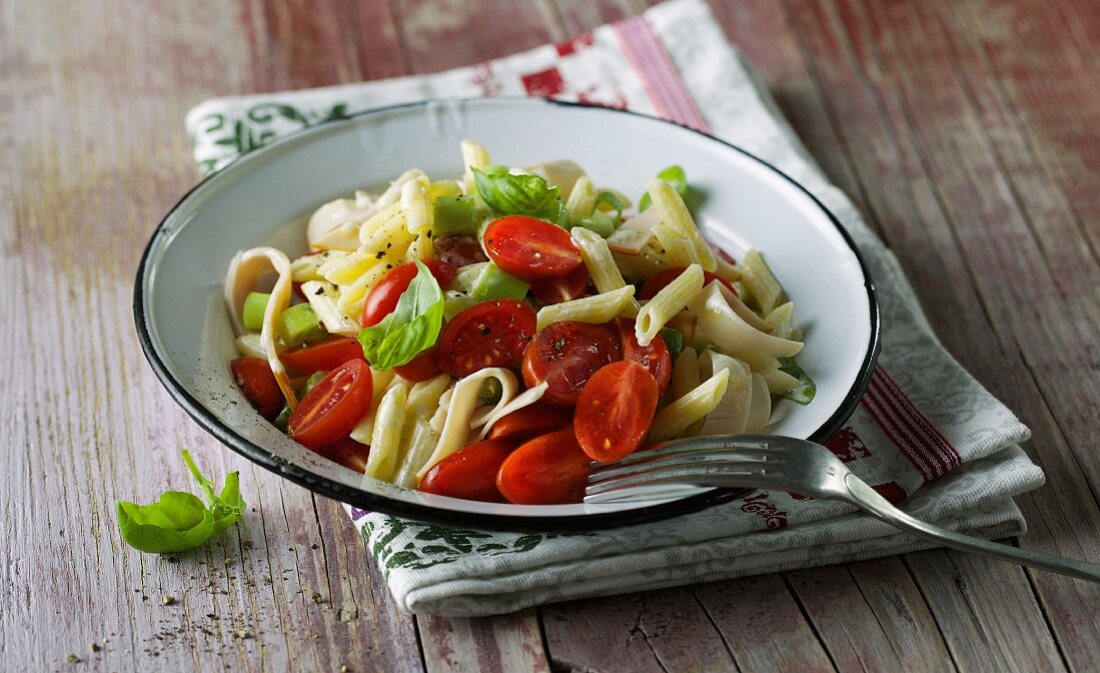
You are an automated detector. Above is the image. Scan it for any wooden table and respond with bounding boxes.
[4,0,1098,670]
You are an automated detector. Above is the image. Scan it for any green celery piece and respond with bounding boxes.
[277,303,324,348]
[273,405,291,432]
[593,191,625,224]
[777,356,816,405]
[471,263,529,301]
[658,327,684,362]
[242,292,270,331]
[432,194,478,236]
[572,212,615,238]
[639,165,688,211]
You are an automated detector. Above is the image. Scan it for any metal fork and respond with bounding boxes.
[586,435,1100,582]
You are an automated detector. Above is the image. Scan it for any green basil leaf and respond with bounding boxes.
[115,451,245,554]
[357,260,445,370]
[473,166,568,224]
[639,165,688,211]
[778,356,816,405]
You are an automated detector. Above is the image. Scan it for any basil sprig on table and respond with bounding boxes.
[357,260,445,370]
[473,166,569,225]
[116,450,245,554]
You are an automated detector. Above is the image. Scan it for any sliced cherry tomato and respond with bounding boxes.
[230,357,284,420]
[488,402,571,441]
[482,216,583,280]
[280,337,366,374]
[637,266,736,300]
[522,321,622,407]
[574,361,659,462]
[437,300,537,377]
[497,429,591,505]
[361,259,456,327]
[419,439,516,502]
[434,234,489,267]
[313,436,371,473]
[528,263,590,305]
[288,360,374,449]
[613,317,672,395]
[392,347,443,382]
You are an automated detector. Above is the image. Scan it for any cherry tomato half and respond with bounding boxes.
[434,234,489,267]
[574,361,659,462]
[528,263,590,305]
[497,429,592,505]
[230,357,284,420]
[361,259,456,327]
[437,300,537,378]
[288,359,374,449]
[483,216,583,280]
[614,317,672,395]
[392,347,443,382]
[280,337,365,375]
[522,321,622,407]
[419,439,516,502]
[313,436,371,473]
[488,402,571,442]
[637,266,736,300]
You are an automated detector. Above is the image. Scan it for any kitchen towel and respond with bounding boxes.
[186,0,1044,616]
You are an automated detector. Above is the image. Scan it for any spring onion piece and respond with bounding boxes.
[242,292,270,331]
[470,262,529,301]
[276,303,325,348]
[594,191,625,225]
[659,327,685,363]
[432,195,478,236]
[777,356,816,405]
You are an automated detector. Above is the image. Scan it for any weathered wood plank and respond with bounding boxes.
[420,609,551,673]
[786,560,955,673]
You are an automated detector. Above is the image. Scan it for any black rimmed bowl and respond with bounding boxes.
[135,97,879,531]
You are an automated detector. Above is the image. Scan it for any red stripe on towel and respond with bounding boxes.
[612,16,709,131]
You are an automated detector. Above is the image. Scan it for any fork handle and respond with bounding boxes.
[841,474,1100,583]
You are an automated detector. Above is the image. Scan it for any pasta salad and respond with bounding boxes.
[224,140,814,505]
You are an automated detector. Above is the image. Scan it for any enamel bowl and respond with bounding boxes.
[135,97,878,531]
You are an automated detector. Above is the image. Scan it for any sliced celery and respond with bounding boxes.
[242,292,270,331]
[572,212,615,238]
[432,194,478,236]
[470,263,529,301]
[276,303,325,348]
[273,406,291,431]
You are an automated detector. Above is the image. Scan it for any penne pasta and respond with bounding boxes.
[571,228,641,317]
[741,249,783,316]
[461,139,491,191]
[536,285,636,332]
[300,280,361,336]
[647,177,717,271]
[652,223,699,268]
[635,263,704,347]
[566,175,596,217]
[362,382,409,482]
[401,175,433,234]
[648,368,730,442]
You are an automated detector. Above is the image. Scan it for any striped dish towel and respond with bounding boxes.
[186,0,1043,616]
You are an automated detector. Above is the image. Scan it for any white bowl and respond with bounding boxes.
[135,98,878,530]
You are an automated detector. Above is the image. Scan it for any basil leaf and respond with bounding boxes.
[116,450,244,554]
[473,166,568,224]
[357,260,445,370]
[778,356,816,405]
[593,190,625,225]
[639,165,688,211]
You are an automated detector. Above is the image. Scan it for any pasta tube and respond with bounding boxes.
[461,139,491,191]
[363,382,409,482]
[648,368,730,442]
[300,280,361,336]
[401,175,433,234]
[571,228,641,317]
[741,250,783,316]
[647,177,717,271]
[635,263,704,346]
[566,175,596,217]
[536,285,636,332]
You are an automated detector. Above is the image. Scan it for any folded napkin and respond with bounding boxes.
[187,0,1044,616]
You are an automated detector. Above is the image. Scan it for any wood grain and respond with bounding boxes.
[2,0,1099,671]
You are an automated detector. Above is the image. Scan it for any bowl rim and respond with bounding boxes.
[134,96,881,532]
